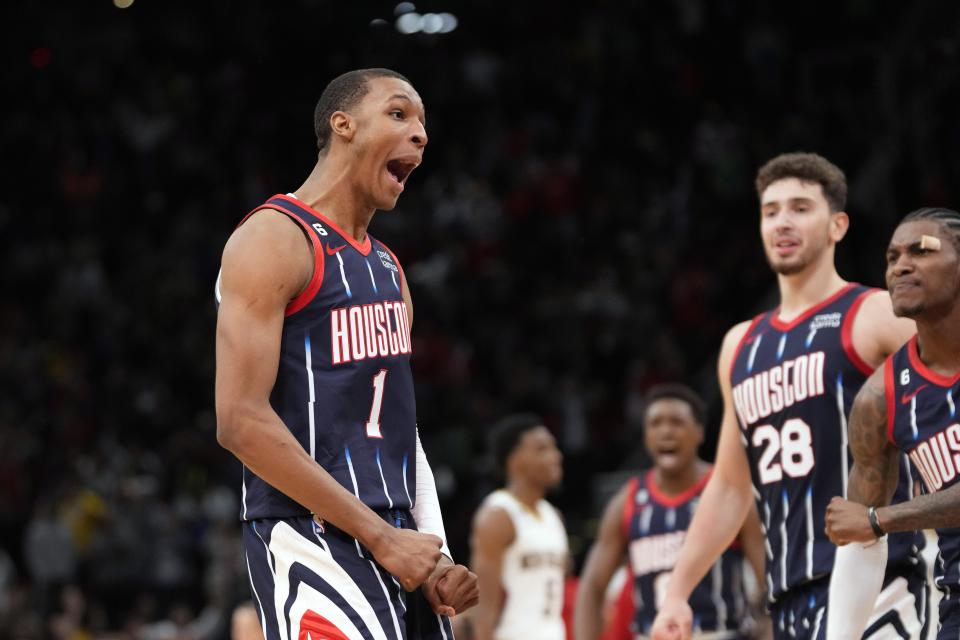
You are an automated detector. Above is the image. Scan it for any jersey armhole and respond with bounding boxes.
[728,313,766,379]
[884,357,897,446]
[236,202,326,317]
[620,477,639,540]
[841,288,877,376]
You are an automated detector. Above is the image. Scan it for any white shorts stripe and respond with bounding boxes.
[269,521,392,640]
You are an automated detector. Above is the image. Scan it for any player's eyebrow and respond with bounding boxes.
[387,93,427,123]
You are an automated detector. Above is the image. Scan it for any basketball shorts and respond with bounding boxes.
[770,569,928,640]
[242,509,454,640]
[934,590,960,640]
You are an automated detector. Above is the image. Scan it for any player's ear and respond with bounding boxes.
[329,111,356,143]
[829,210,850,243]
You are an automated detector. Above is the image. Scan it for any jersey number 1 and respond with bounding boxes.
[365,369,388,438]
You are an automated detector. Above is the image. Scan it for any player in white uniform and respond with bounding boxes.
[470,414,568,640]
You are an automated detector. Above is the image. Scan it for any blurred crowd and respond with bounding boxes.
[3,1,960,637]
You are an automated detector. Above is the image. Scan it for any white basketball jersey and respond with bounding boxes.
[482,489,568,640]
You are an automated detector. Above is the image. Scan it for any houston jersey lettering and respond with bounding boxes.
[729,283,922,602]
[887,337,960,618]
[623,470,747,636]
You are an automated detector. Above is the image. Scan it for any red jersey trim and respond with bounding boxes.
[768,282,858,332]
[728,313,766,379]
[908,336,960,387]
[235,203,326,317]
[377,239,407,290]
[645,467,712,508]
[884,357,897,445]
[272,194,373,256]
[840,288,877,377]
[274,209,325,317]
[620,476,640,540]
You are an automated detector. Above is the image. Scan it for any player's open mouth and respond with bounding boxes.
[774,238,800,255]
[386,158,418,188]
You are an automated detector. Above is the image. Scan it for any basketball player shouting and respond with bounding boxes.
[215,68,477,640]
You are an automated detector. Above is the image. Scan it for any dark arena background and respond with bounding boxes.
[3,1,960,637]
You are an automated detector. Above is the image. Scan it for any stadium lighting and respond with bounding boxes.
[394,11,458,34]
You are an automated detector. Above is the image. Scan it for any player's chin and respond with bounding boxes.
[891,298,923,318]
[769,257,808,276]
[374,194,401,211]
[545,467,563,487]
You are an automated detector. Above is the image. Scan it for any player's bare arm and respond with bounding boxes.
[737,502,767,600]
[470,505,515,640]
[574,481,630,640]
[651,320,757,640]
[824,368,899,545]
[851,290,916,366]
[215,210,442,590]
[736,505,772,640]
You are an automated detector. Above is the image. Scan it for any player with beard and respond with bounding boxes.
[651,153,927,640]
[470,414,568,640]
[575,384,766,640]
[825,208,960,639]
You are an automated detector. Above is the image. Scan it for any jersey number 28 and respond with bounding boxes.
[752,418,815,484]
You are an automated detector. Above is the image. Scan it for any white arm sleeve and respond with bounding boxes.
[412,429,452,560]
[826,537,887,639]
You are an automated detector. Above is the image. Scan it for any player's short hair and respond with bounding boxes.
[491,413,545,473]
[900,207,960,252]
[641,383,706,427]
[755,152,847,212]
[314,68,411,152]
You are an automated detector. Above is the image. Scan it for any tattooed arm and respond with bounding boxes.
[875,486,960,531]
[824,368,900,545]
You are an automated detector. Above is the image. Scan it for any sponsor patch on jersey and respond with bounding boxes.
[377,249,399,273]
[808,312,841,331]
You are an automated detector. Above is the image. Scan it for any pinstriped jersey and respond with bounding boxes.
[886,337,960,603]
[623,470,747,636]
[729,283,923,603]
[218,194,417,520]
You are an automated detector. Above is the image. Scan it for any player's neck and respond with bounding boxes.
[653,459,709,496]
[776,257,846,322]
[915,308,960,377]
[293,159,376,243]
[506,480,544,511]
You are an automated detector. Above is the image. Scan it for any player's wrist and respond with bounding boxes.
[867,506,886,537]
[359,518,394,556]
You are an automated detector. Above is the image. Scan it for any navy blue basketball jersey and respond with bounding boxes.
[623,470,747,636]
[887,337,960,616]
[218,194,417,520]
[729,283,923,603]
